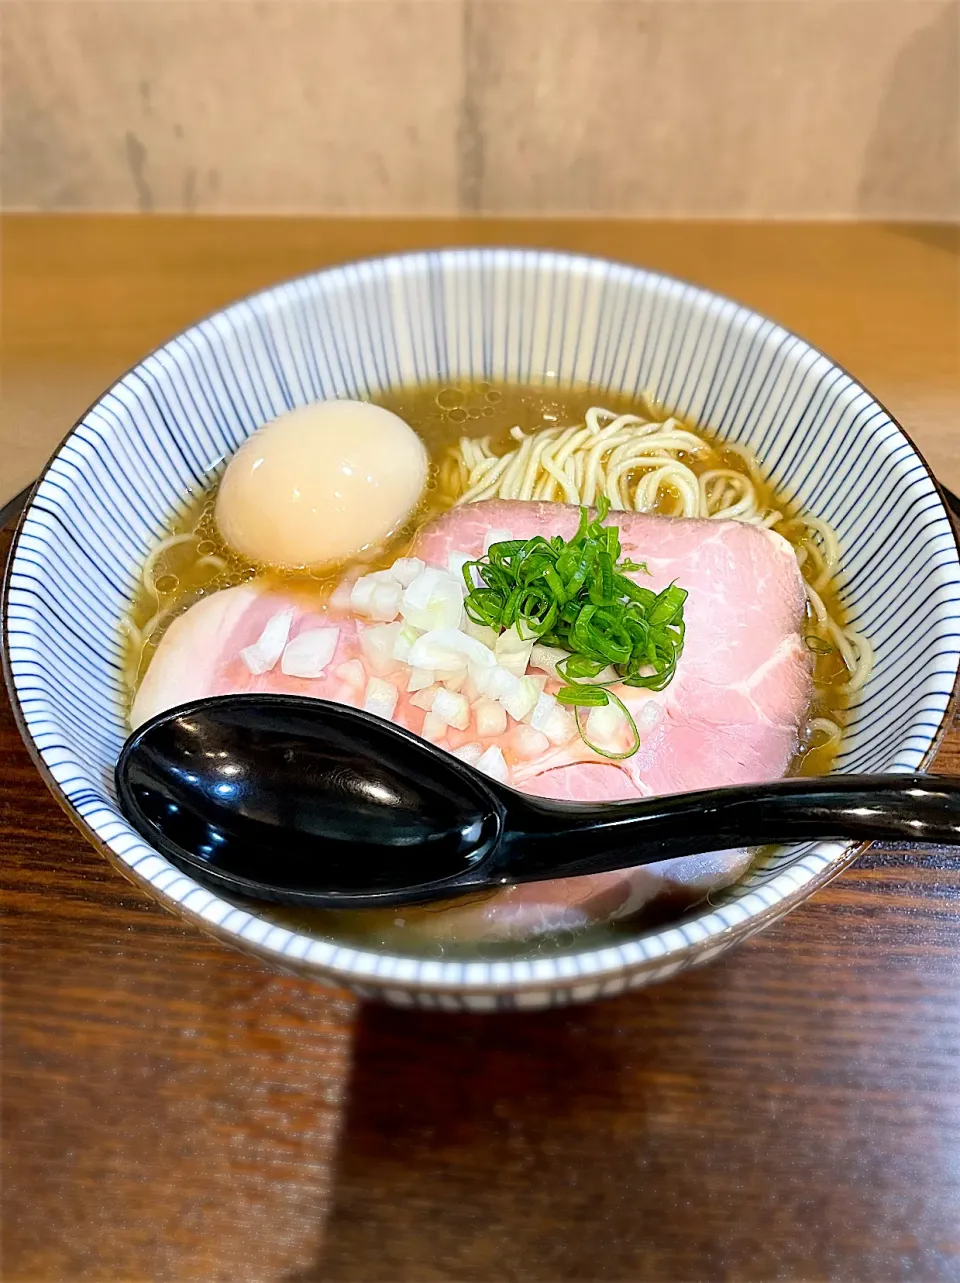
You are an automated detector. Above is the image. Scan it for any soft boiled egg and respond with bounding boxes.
[215,400,428,568]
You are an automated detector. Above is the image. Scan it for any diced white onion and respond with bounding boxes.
[335,659,366,688]
[280,626,340,678]
[529,643,568,680]
[391,557,425,587]
[392,622,421,663]
[587,700,622,735]
[495,624,534,678]
[452,742,484,766]
[530,691,557,732]
[408,627,497,673]
[240,609,294,675]
[401,566,444,609]
[371,581,403,622]
[481,666,521,702]
[358,622,403,674]
[463,618,499,650]
[530,691,577,746]
[462,670,483,703]
[473,697,508,738]
[410,685,439,711]
[587,699,629,752]
[422,711,447,743]
[500,675,540,723]
[400,567,464,631]
[441,668,467,692]
[545,707,578,746]
[363,677,399,721]
[406,666,437,692]
[476,744,509,783]
[351,570,403,621]
[329,578,356,613]
[511,724,551,760]
[432,688,470,731]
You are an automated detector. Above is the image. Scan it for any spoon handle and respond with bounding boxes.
[492,774,960,884]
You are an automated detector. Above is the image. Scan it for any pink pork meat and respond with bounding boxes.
[130,500,811,940]
[417,501,811,798]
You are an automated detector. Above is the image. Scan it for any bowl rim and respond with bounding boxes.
[4,244,959,997]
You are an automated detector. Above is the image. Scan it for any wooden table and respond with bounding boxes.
[3,218,959,1282]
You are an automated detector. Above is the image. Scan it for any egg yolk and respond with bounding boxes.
[215,400,428,568]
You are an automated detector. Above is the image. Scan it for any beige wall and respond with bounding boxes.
[2,0,958,218]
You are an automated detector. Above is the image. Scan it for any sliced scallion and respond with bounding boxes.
[461,497,688,759]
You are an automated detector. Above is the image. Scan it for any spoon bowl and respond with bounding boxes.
[117,696,504,905]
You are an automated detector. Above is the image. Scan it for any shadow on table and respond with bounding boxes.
[289,956,800,1283]
[289,992,659,1282]
[285,857,960,1283]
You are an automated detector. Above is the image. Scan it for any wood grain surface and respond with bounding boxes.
[2,216,960,1283]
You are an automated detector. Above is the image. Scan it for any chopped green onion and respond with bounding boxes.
[556,685,611,707]
[462,498,688,759]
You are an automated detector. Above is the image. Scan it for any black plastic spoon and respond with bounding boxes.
[115,694,960,909]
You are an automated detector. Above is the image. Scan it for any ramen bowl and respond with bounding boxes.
[4,249,959,1010]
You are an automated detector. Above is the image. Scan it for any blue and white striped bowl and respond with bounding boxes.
[5,249,959,1010]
